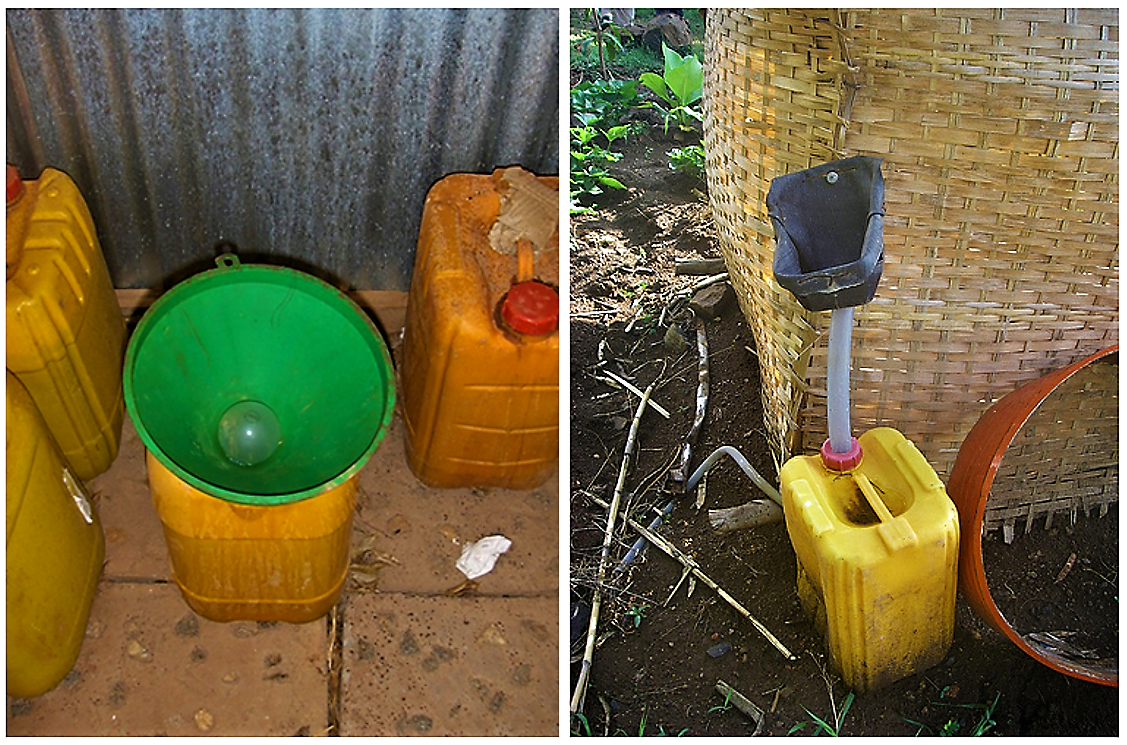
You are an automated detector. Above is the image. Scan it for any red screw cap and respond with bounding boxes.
[7,164,24,205]
[501,281,559,336]
[820,437,863,471]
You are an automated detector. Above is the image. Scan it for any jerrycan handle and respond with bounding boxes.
[516,237,534,283]
[854,471,918,552]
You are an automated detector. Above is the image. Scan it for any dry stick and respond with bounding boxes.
[598,695,612,737]
[676,272,729,299]
[678,313,710,483]
[624,295,644,333]
[715,679,766,735]
[664,565,692,606]
[598,369,671,418]
[660,273,728,326]
[695,468,708,510]
[617,313,708,573]
[709,500,784,532]
[657,296,682,328]
[570,380,656,717]
[590,494,796,661]
[675,257,727,276]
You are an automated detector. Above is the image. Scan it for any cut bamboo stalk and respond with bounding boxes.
[589,494,796,661]
[664,565,692,606]
[715,679,766,735]
[676,313,709,483]
[709,500,785,532]
[621,314,708,573]
[675,257,727,275]
[675,272,728,298]
[570,381,656,716]
[599,370,670,419]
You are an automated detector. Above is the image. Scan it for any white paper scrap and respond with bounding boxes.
[456,535,513,579]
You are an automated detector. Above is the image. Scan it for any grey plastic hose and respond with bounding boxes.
[826,306,854,454]
[686,445,781,506]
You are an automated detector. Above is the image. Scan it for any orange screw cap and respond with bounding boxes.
[501,281,559,336]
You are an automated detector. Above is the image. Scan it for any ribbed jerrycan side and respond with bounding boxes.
[6,165,126,482]
[780,427,960,692]
[6,370,105,698]
[145,452,357,624]
[401,168,560,490]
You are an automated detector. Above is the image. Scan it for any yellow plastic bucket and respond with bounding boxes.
[6,164,126,482]
[6,370,105,697]
[780,427,960,692]
[401,168,559,489]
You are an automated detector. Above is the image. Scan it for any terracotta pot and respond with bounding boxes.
[947,345,1118,687]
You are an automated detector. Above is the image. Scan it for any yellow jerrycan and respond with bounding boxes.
[780,427,960,692]
[6,369,106,698]
[146,453,357,623]
[401,167,560,489]
[6,164,126,481]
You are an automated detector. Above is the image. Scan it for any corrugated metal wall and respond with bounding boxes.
[6,8,560,291]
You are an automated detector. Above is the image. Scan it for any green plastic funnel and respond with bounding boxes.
[124,254,395,506]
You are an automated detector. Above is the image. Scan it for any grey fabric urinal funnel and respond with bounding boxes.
[769,156,885,311]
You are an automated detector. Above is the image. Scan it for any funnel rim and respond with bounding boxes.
[123,260,396,506]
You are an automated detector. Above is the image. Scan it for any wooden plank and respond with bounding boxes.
[351,290,409,337]
[116,288,409,337]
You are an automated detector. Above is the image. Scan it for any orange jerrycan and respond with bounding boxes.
[6,369,106,697]
[6,164,126,481]
[401,167,560,489]
[780,427,960,692]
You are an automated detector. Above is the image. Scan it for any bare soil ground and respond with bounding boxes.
[567,126,1118,737]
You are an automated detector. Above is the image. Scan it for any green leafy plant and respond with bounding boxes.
[965,693,1001,737]
[668,145,705,180]
[624,603,648,628]
[904,691,1001,737]
[573,9,625,79]
[571,78,641,129]
[656,724,689,736]
[709,687,734,714]
[638,43,703,133]
[634,708,688,737]
[571,9,668,81]
[570,123,635,213]
[788,691,855,737]
[570,712,592,736]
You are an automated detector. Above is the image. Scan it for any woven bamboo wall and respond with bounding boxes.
[986,357,1118,539]
[703,8,1118,479]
